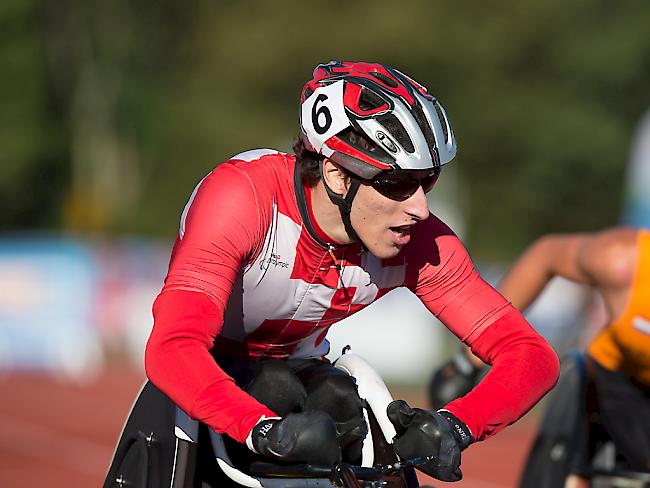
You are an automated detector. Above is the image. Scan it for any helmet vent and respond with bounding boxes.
[359,88,386,112]
[337,128,392,162]
[369,71,398,88]
[434,101,449,143]
[411,105,437,156]
[377,114,414,153]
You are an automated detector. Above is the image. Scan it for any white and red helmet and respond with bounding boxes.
[300,61,456,179]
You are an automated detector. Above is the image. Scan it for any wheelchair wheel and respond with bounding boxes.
[590,469,650,488]
[104,382,192,488]
[518,352,587,488]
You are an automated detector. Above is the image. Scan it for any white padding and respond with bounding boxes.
[334,354,397,446]
[216,458,263,488]
[174,426,194,442]
[359,407,374,466]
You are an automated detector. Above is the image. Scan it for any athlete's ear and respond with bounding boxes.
[321,159,350,196]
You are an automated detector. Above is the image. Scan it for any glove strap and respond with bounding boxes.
[437,409,473,450]
[246,415,282,453]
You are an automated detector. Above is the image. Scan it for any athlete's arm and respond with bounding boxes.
[448,233,596,374]
[444,308,559,440]
[499,233,593,311]
[499,227,637,310]
[145,162,277,444]
[411,219,560,441]
[436,228,637,379]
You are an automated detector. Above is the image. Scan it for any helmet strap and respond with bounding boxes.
[319,161,366,250]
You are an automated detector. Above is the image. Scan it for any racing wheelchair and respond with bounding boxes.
[518,351,650,488]
[104,352,430,488]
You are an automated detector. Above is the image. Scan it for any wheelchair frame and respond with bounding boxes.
[168,352,419,488]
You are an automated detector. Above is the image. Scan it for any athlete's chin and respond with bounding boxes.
[367,242,403,260]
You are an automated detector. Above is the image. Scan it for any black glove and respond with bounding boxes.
[429,349,483,409]
[249,412,342,466]
[387,400,473,482]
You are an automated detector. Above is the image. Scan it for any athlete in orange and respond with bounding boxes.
[430,227,650,485]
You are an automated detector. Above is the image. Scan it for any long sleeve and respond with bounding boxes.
[411,216,560,440]
[145,162,277,443]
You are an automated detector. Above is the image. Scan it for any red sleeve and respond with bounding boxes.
[145,290,276,443]
[163,162,269,305]
[145,162,277,443]
[446,309,560,441]
[412,218,511,341]
[410,217,559,440]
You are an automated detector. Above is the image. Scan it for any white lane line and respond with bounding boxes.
[0,411,113,476]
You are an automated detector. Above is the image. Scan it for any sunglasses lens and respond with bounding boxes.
[372,172,440,201]
[421,173,440,193]
[372,178,419,201]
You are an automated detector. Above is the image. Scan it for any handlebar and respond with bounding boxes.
[250,456,436,487]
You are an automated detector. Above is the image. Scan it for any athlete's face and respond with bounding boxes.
[350,174,431,259]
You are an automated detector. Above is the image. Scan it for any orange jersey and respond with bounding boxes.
[588,230,650,386]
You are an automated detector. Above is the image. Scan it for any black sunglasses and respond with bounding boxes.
[366,170,440,201]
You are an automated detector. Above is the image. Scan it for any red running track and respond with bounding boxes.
[0,369,537,487]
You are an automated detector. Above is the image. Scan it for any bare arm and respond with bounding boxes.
[461,234,594,367]
[499,233,594,311]
[463,227,637,367]
[500,227,637,311]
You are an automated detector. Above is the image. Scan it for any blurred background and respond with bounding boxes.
[2,1,650,486]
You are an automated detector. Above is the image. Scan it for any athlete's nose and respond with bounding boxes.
[403,186,429,221]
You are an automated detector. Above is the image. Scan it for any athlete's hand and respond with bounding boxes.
[387,400,473,482]
[428,348,484,409]
[248,412,341,466]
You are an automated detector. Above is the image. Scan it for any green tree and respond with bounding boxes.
[2,0,650,261]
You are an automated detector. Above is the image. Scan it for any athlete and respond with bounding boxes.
[104,61,559,486]
[429,227,650,486]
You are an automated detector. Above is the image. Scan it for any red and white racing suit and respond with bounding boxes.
[145,149,559,445]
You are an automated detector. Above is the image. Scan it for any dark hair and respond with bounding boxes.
[293,136,324,185]
[293,130,383,186]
